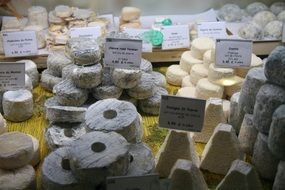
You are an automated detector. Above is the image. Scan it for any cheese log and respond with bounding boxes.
[73,8,93,20]
[62,64,77,80]
[195,78,224,100]
[16,60,39,87]
[268,105,285,160]
[253,11,276,27]
[119,91,138,107]
[24,25,46,49]
[155,130,200,178]
[48,11,64,24]
[55,5,72,18]
[127,73,156,100]
[218,4,242,22]
[140,58,153,73]
[273,161,285,190]
[71,64,103,89]
[166,65,189,86]
[193,98,226,143]
[0,113,7,135]
[53,79,89,107]
[278,10,285,22]
[151,71,167,88]
[0,132,34,169]
[224,77,244,98]
[216,160,263,190]
[252,133,279,180]
[238,22,263,41]
[191,37,215,60]
[223,99,231,121]
[264,46,285,87]
[47,51,72,77]
[176,87,196,98]
[3,90,33,122]
[200,123,244,175]
[69,131,130,186]
[203,50,213,67]
[229,92,242,133]
[0,165,36,190]
[236,54,263,78]
[208,64,235,84]
[270,2,285,15]
[139,87,168,115]
[25,74,33,91]
[246,2,268,16]
[264,20,283,39]
[179,51,203,73]
[169,159,208,190]
[253,83,285,134]
[238,114,258,156]
[190,64,208,85]
[181,75,195,88]
[127,143,155,176]
[45,123,86,151]
[27,135,40,167]
[44,97,87,123]
[121,7,141,21]
[112,68,142,89]
[28,6,48,29]
[42,147,80,190]
[41,69,63,92]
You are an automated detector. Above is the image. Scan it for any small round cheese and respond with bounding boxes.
[191,37,215,60]
[218,4,242,22]
[236,54,263,78]
[16,59,39,87]
[181,75,195,87]
[121,7,141,21]
[203,50,213,67]
[253,11,277,27]
[28,134,40,167]
[176,87,196,98]
[190,64,208,85]
[208,64,235,84]
[73,8,93,20]
[55,5,72,18]
[112,68,142,89]
[48,11,64,24]
[41,69,63,92]
[47,51,72,77]
[151,71,167,88]
[140,58,153,73]
[27,6,48,29]
[238,22,263,40]
[264,20,283,39]
[270,2,285,15]
[179,51,203,73]
[166,65,189,86]
[246,2,268,16]
[277,10,285,22]
[195,78,224,100]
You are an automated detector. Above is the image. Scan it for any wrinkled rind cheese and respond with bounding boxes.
[41,69,63,92]
[112,68,142,89]
[218,4,243,22]
[253,11,277,27]
[166,65,189,86]
[246,2,268,16]
[264,20,283,39]
[179,51,203,73]
[236,54,263,78]
[238,22,263,40]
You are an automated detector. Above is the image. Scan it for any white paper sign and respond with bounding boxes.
[0,62,25,90]
[107,175,160,190]
[159,95,206,132]
[70,26,102,38]
[282,22,285,43]
[2,31,38,57]
[123,28,153,52]
[215,39,252,68]
[197,21,227,39]
[161,25,190,50]
[104,38,142,69]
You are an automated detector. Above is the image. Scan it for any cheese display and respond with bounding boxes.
[195,78,224,100]
[179,51,203,73]
[47,51,73,77]
[252,11,277,27]
[176,87,196,98]
[3,90,33,122]
[190,37,214,60]
[218,4,243,22]
[273,162,285,190]
[41,69,63,92]
[166,65,189,86]
[181,76,195,88]
[216,160,263,190]
[27,6,48,29]
[16,60,39,87]
[112,68,142,89]
[264,20,282,39]
[270,2,285,15]
[236,54,263,78]
[151,71,167,88]
[277,10,285,22]
[238,22,263,40]
[200,123,244,175]
[28,134,40,167]
[190,64,208,85]
[246,2,268,16]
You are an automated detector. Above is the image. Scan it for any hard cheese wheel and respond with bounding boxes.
[112,68,142,89]
[41,69,62,92]
[191,37,215,60]
[166,65,188,86]
[179,51,203,73]
[0,132,34,169]
[190,64,208,85]
[195,78,224,100]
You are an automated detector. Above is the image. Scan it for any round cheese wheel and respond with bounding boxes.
[195,78,224,100]
[253,11,277,27]
[73,8,93,20]
[48,11,64,24]
[41,69,63,92]
[119,91,138,107]
[151,71,167,88]
[218,4,242,22]
[121,7,141,21]
[112,68,142,89]
[62,64,77,80]
[246,2,268,16]
[270,2,285,15]
[191,37,215,60]
[166,65,189,86]
[190,64,208,85]
[181,75,195,87]
[208,64,235,85]
[238,22,263,40]
[176,87,196,98]
[179,51,203,73]
[264,20,282,39]
[25,74,33,91]
[203,50,213,67]
[140,58,153,73]
[55,5,72,18]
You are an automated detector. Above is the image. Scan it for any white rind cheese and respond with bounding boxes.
[27,6,48,29]
[179,51,203,73]
[48,11,64,24]
[264,20,283,39]
[25,74,33,92]
[208,64,235,84]
[176,87,196,98]
[238,22,263,40]
[229,92,242,133]
[218,4,242,22]
[253,11,277,27]
[190,64,208,85]
[0,113,7,135]
[181,75,195,88]
[195,78,224,100]
[41,69,63,92]
[112,68,142,89]
[151,71,167,88]
[191,37,215,60]
[27,134,40,167]
[17,59,39,87]
[224,77,244,98]
[222,99,231,122]
[166,65,189,86]
[119,91,138,107]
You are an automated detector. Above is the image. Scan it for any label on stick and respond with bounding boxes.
[0,62,25,90]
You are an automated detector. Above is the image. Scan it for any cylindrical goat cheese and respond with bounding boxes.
[191,37,215,60]
[112,68,142,89]
[195,78,224,100]
[166,65,188,86]
[179,51,203,73]
[27,6,48,29]
[47,51,72,77]
[41,69,63,92]
[17,59,39,87]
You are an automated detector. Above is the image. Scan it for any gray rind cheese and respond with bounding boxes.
[54,5,72,18]
[151,71,167,88]
[47,51,72,77]
[41,69,63,92]
[17,60,39,87]
[0,132,34,169]
[264,20,283,39]
[62,64,77,80]
[3,90,33,122]
[71,64,103,89]
[69,131,130,185]
[246,2,268,16]
[218,4,242,22]
[203,50,213,67]
[44,97,87,123]
[253,83,285,134]
[238,22,263,40]
[166,65,189,86]
[270,2,285,15]
[0,165,36,190]
[112,68,142,89]
[252,11,277,27]
[53,79,89,107]
[273,161,285,190]
[42,147,80,190]
[229,92,242,133]
[119,91,138,107]
[140,58,153,73]
[25,74,33,91]
[208,64,235,84]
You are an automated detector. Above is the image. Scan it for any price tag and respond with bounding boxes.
[0,62,25,90]
[70,26,102,38]
[104,38,142,69]
[282,22,285,43]
[159,95,206,132]
[197,21,227,39]
[107,174,160,190]
[2,31,38,57]
[123,28,153,52]
[215,39,252,68]
[161,25,190,50]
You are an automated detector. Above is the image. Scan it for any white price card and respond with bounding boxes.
[282,22,285,43]
[104,38,142,69]
[2,31,38,57]
[70,26,102,39]
[123,28,153,52]
[161,25,190,50]
[107,175,160,190]
[159,95,206,132]
[197,21,227,39]
[215,39,252,68]
[0,62,25,90]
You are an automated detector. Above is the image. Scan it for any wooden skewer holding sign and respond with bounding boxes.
[0,1,23,19]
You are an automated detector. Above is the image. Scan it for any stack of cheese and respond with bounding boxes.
[47,5,109,51]
[119,7,141,31]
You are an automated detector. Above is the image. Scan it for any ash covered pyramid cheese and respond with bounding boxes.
[179,51,203,73]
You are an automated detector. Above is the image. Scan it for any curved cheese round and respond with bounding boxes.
[176,87,196,98]
[238,22,263,40]
[55,5,72,18]
[140,58,153,73]
[0,165,36,190]
[190,64,208,85]
[127,73,156,100]
[224,77,244,98]
[218,4,242,22]
[0,132,34,169]
[24,25,46,49]
[3,90,33,122]
[47,51,72,77]
[191,37,215,60]
[246,2,268,16]
[179,51,203,72]
[25,74,33,91]
[41,69,63,92]
[203,50,213,67]
[73,8,92,20]
[112,68,142,89]
[62,64,77,80]
[264,20,282,39]
[195,78,224,100]
[277,10,285,22]
[166,65,189,86]
[48,11,64,24]
[17,59,39,87]
[151,71,167,88]
[253,11,277,27]
[28,6,48,29]
[121,7,141,21]
[42,147,80,190]
[208,64,235,85]
[181,75,195,87]
[236,54,263,78]
[27,134,40,167]
[138,87,168,115]
[0,113,7,135]
[270,2,285,15]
